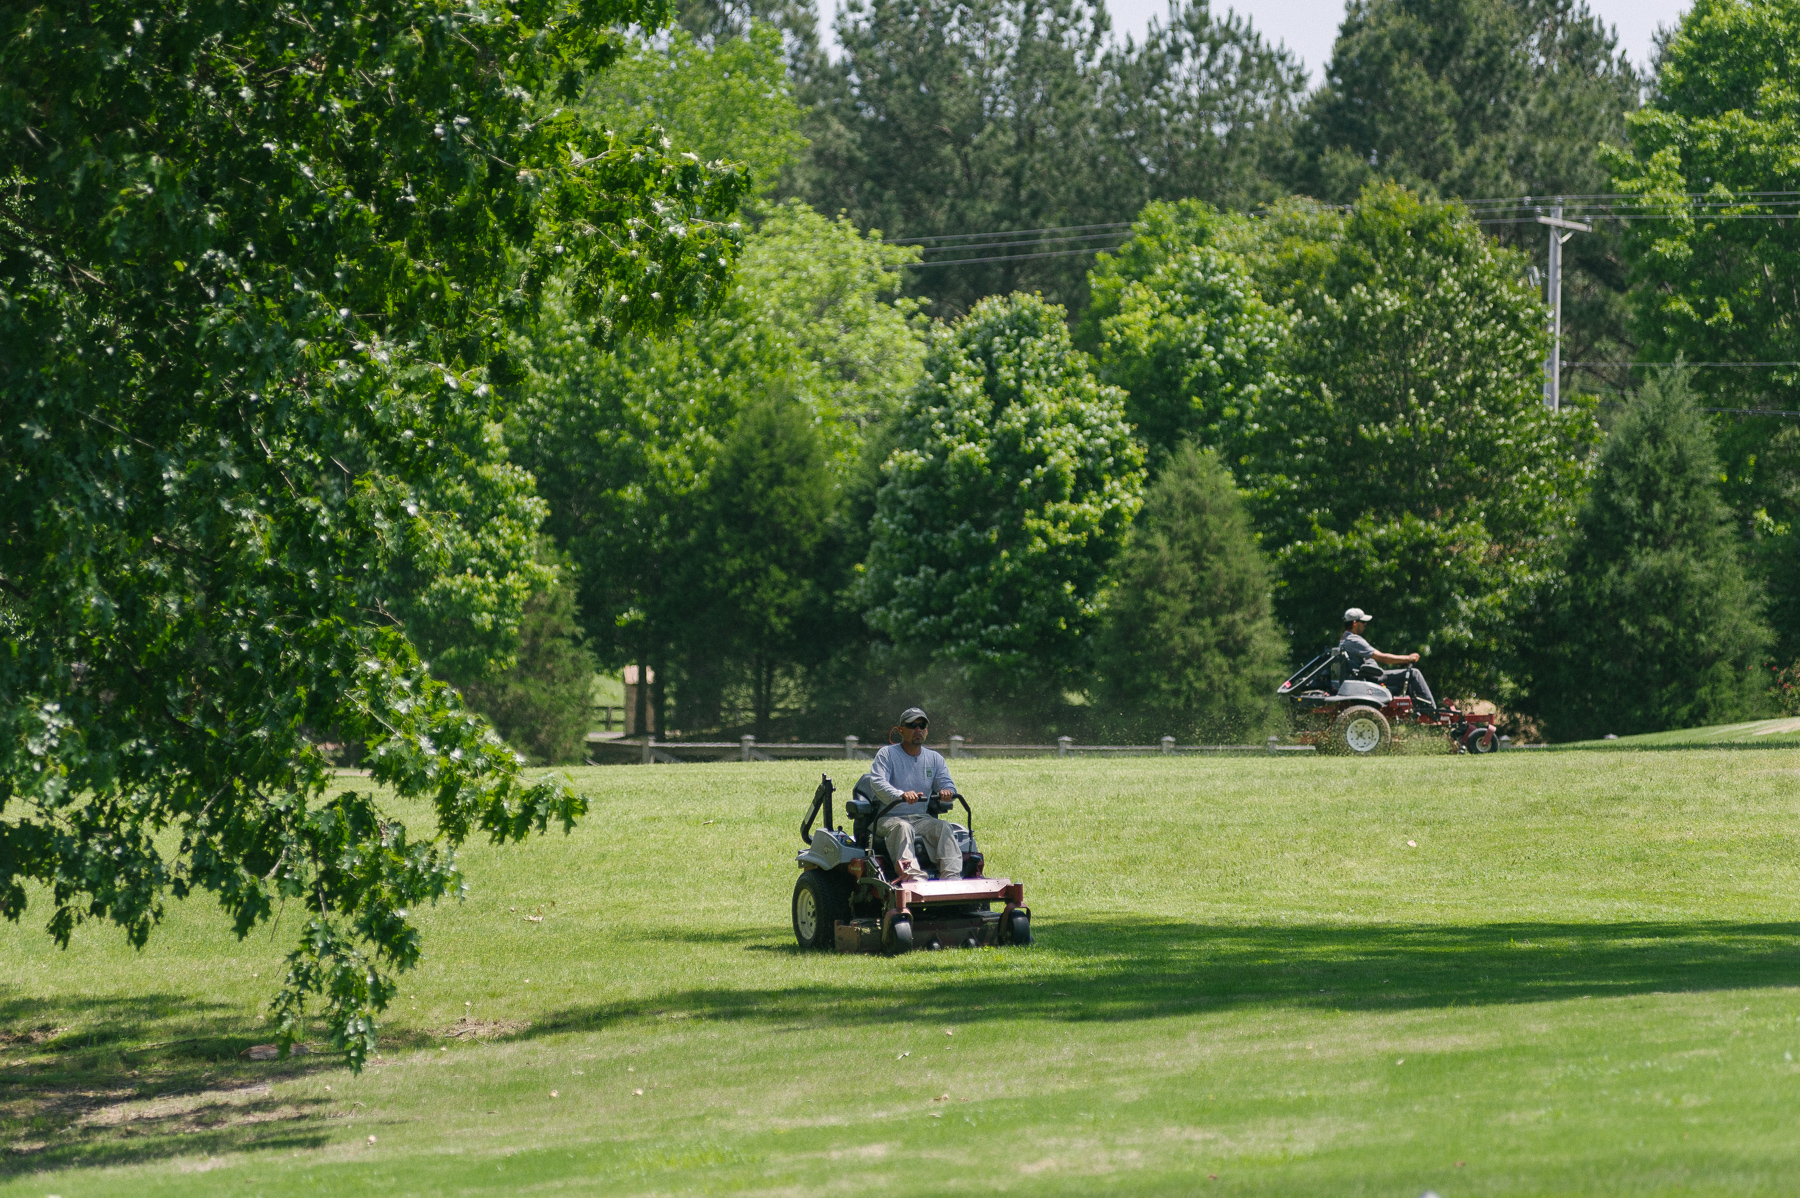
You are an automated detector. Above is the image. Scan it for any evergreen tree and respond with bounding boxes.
[1535,369,1773,740]
[1097,1,1306,213]
[459,570,600,766]
[1092,444,1287,742]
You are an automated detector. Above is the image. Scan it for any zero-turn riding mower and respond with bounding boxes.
[1278,647,1500,756]
[791,774,1031,954]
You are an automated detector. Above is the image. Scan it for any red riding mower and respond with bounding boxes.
[792,774,1031,954]
[1278,647,1499,756]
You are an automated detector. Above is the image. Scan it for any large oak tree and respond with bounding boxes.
[0,0,744,1065]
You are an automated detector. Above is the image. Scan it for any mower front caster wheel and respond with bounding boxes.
[1462,725,1499,754]
[884,915,914,955]
[1004,908,1032,946]
[793,870,852,951]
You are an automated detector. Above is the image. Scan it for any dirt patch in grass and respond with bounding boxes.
[0,1025,71,1048]
[436,1016,531,1041]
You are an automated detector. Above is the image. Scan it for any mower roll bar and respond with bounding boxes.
[800,774,835,844]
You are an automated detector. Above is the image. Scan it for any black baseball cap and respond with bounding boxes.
[899,707,929,726]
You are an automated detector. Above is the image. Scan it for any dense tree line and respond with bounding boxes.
[480,0,1796,747]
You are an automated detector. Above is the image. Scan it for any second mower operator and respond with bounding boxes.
[868,707,962,883]
[1339,607,1438,715]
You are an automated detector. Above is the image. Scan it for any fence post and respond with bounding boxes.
[949,735,964,759]
[741,734,755,763]
[1161,736,1175,755]
[643,736,655,765]
[1057,735,1072,758]
[845,735,859,760]
[1266,736,1280,755]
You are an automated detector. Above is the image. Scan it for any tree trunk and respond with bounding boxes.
[651,660,667,738]
[754,654,773,742]
[634,656,649,737]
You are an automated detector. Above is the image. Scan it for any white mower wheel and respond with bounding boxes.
[1328,705,1392,756]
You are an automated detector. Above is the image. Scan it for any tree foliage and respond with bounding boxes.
[1091,444,1286,741]
[510,201,924,732]
[1241,186,1591,549]
[1274,515,1522,703]
[458,565,600,766]
[1080,200,1291,459]
[581,21,808,189]
[1534,369,1772,740]
[860,293,1145,715]
[1606,0,1800,402]
[0,0,745,1066]
[1607,0,1800,662]
[688,395,839,736]
[1297,0,1641,203]
[1294,0,1642,383]
[1099,0,1307,210]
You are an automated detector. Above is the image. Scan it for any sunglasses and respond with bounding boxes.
[903,720,929,730]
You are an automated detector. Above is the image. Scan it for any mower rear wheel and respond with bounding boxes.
[1327,706,1391,756]
[792,870,852,951]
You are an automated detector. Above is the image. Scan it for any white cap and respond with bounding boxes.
[1343,607,1373,623]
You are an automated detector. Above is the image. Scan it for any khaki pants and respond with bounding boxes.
[876,812,963,882]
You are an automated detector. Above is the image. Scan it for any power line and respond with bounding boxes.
[898,245,1131,269]
[886,222,1132,245]
[1593,402,1800,417]
[917,230,1134,256]
[1464,190,1800,203]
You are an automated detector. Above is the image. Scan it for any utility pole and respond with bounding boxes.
[1536,202,1592,412]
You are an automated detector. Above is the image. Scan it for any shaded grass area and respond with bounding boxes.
[6,752,1800,1195]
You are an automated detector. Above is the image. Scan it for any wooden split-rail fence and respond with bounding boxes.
[583,733,1318,765]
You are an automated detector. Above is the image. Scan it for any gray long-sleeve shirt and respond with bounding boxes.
[869,743,956,805]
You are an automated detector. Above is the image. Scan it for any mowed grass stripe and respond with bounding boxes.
[4,752,1800,1195]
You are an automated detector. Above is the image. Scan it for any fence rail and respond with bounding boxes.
[584,733,1318,764]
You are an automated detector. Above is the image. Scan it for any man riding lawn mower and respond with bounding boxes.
[791,708,1031,954]
[1277,607,1500,756]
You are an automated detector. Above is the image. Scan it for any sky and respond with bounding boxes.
[818,0,1693,83]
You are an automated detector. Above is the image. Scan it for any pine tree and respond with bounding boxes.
[1537,369,1772,740]
[1091,444,1288,742]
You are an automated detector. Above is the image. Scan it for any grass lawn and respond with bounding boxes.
[1553,717,1800,751]
[6,751,1800,1196]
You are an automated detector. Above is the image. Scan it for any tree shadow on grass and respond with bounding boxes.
[525,917,1800,1037]
[0,988,334,1178]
